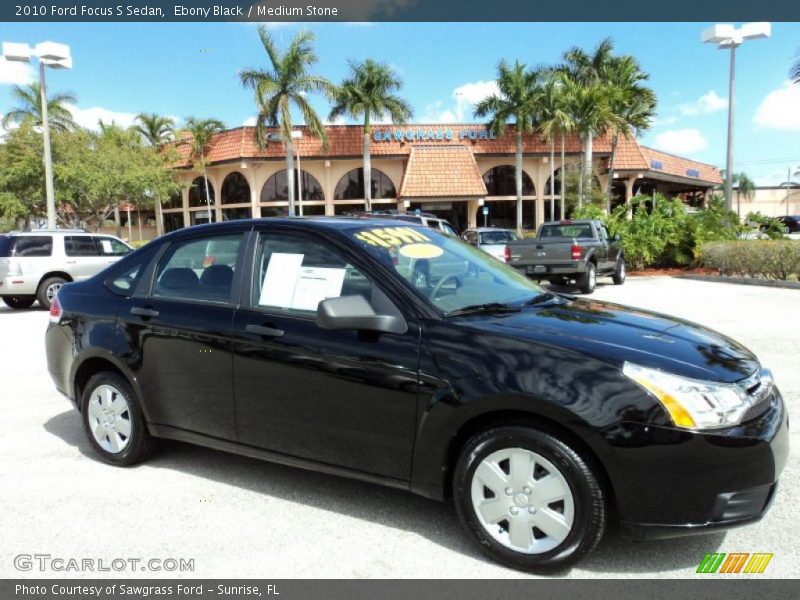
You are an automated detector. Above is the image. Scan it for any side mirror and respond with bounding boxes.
[613,234,621,242]
[317,295,407,335]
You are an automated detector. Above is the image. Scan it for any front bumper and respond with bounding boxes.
[606,388,789,539]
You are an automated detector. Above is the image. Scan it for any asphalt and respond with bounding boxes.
[0,276,797,579]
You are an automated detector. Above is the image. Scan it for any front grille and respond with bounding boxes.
[737,369,774,423]
[742,397,772,422]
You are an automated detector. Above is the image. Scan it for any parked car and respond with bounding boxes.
[462,227,520,261]
[775,216,800,234]
[506,219,624,294]
[0,230,132,309]
[46,218,787,572]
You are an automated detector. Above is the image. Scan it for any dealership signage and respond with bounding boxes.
[373,127,497,143]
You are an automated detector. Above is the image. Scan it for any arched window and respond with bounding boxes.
[260,169,324,202]
[544,167,564,196]
[189,176,214,208]
[483,165,535,196]
[221,172,250,205]
[333,168,397,200]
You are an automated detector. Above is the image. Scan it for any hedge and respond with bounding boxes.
[700,240,800,281]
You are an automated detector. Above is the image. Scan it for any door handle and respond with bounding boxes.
[245,324,284,338]
[130,306,159,318]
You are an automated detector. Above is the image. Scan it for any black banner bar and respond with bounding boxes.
[3,0,800,22]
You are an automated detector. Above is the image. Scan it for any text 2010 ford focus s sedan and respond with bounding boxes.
[45,218,788,571]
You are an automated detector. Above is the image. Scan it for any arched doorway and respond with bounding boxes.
[188,176,215,225]
[334,168,397,201]
[221,172,252,221]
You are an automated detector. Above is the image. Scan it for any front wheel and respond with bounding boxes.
[612,258,626,285]
[2,295,35,309]
[577,263,596,294]
[453,426,606,572]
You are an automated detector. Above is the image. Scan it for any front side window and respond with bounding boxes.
[94,237,131,257]
[253,233,374,315]
[13,236,53,257]
[153,234,242,303]
[346,224,546,314]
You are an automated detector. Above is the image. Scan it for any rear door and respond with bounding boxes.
[120,230,247,440]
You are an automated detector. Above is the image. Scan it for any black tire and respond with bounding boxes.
[80,371,155,466]
[612,257,626,285]
[453,425,606,572]
[2,295,35,309]
[36,276,67,310]
[577,262,596,294]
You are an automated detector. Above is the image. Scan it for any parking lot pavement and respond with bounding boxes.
[0,276,797,579]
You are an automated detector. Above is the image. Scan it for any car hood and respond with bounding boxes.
[471,298,758,383]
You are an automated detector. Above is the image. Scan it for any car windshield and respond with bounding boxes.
[479,230,518,244]
[346,224,548,314]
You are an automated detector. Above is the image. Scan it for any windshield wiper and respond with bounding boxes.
[522,292,561,306]
[445,302,522,317]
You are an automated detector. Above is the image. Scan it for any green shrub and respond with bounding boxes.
[745,212,786,239]
[701,240,800,280]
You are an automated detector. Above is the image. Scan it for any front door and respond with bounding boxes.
[122,232,244,440]
[231,228,420,481]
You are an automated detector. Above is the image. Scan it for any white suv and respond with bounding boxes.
[0,231,133,309]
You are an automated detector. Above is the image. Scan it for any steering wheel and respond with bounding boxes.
[430,273,461,299]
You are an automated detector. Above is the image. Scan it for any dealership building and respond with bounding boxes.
[158,124,723,235]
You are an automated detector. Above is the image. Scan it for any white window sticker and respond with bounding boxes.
[259,253,304,308]
[259,253,346,311]
[100,240,113,254]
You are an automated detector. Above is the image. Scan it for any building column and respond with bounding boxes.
[624,177,636,219]
[467,199,480,229]
[534,196,544,231]
[324,160,334,216]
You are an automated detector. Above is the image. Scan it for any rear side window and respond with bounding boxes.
[105,246,158,297]
[153,234,243,303]
[13,236,53,257]
[65,236,100,257]
[0,236,13,257]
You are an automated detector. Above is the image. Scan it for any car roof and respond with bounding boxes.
[163,216,429,238]
[6,230,88,236]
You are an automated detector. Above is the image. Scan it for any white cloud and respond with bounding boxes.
[323,115,346,126]
[0,56,34,85]
[653,129,708,155]
[653,115,678,127]
[753,81,800,132]
[421,80,500,124]
[242,116,257,126]
[678,91,728,116]
[66,104,138,130]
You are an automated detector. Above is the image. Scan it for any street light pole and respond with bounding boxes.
[39,61,57,230]
[724,44,735,215]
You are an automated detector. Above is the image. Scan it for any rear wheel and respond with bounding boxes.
[81,371,155,466]
[2,295,35,309]
[453,425,606,572]
[612,258,626,285]
[577,263,596,294]
[36,276,67,310]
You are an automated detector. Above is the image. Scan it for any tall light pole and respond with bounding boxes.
[2,41,72,230]
[702,23,770,214]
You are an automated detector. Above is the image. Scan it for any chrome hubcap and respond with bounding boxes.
[87,384,132,453]
[470,448,575,554]
[46,282,62,301]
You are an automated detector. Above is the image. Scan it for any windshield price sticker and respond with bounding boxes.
[355,227,430,248]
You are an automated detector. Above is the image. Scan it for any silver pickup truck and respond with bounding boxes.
[505,219,625,294]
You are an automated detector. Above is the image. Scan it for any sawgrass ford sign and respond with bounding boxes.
[373,127,497,142]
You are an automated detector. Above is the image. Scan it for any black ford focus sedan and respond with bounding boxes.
[45,218,788,571]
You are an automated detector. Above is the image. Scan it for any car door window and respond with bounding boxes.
[253,233,374,316]
[65,236,100,257]
[153,234,242,303]
[12,236,52,257]
[94,236,131,256]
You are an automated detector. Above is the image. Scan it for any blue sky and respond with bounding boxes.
[1,21,799,185]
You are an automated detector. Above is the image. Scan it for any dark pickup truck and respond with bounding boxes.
[505,219,625,294]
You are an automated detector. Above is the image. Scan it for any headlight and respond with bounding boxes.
[622,362,769,430]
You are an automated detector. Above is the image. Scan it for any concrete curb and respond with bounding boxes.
[676,274,800,289]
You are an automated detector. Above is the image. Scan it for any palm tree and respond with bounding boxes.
[602,55,656,212]
[475,61,542,233]
[791,49,800,84]
[240,27,334,216]
[133,113,175,146]
[536,71,573,222]
[1,82,76,131]
[329,59,412,212]
[559,38,616,205]
[182,117,226,216]
[732,172,756,219]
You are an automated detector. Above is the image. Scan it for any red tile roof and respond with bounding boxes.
[610,135,722,185]
[398,145,487,198]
